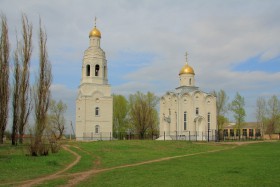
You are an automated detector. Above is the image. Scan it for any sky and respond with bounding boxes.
[1,0,280,133]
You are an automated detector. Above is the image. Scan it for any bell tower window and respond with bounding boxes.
[86,64,90,76]
[95,64,100,76]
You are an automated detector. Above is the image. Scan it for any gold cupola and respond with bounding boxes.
[179,63,195,75]
[89,17,101,38]
[179,52,195,75]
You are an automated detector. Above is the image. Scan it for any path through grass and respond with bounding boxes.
[78,141,280,187]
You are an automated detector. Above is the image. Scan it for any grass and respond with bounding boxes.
[1,140,280,186]
[77,141,280,187]
[68,140,231,169]
[0,143,75,183]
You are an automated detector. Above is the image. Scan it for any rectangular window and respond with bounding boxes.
[236,129,240,136]
[196,108,199,115]
[224,129,228,137]
[249,129,253,136]
[242,129,247,136]
[230,129,234,136]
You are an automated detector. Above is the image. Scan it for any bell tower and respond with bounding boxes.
[76,19,113,140]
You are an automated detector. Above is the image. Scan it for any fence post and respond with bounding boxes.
[164,131,165,141]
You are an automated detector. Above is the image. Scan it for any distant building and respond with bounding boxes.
[75,21,113,140]
[223,122,262,140]
[158,53,217,141]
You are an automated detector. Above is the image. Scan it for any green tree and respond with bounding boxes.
[113,94,129,134]
[129,91,159,139]
[266,95,280,135]
[255,96,267,138]
[230,92,246,140]
[47,99,67,140]
[212,90,229,140]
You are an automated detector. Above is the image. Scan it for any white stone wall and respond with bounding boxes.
[75,33,113,141]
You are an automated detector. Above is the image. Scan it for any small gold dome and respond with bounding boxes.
[89,27,101,38]
[179,63,195,75]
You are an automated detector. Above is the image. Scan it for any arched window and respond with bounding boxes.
[95,125,100,134]
[86,64,90,76]
[95,64,100,76]
[184,111,187,130]
[95,107,99,116]
[189,78,192,85]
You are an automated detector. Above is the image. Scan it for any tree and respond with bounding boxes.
[255,96,267,138]
[113,94,129,134]
[48,99,67,140]
[212,90,229,140]
[31,19,52,155]
[0,14,10,144]
[230,92,246,140]
[129,91,159,139]
[11,46,21,145]
[18,14,33,144]
[11,14,33,145]
[266,95,280,135]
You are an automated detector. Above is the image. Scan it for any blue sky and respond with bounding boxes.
[1,0,280,132]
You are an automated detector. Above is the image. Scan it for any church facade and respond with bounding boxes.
[75,23,113,141]
[158,54,217,141]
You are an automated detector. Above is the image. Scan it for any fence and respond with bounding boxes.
[76,130,218,142]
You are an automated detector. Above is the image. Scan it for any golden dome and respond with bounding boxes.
[179,63,195,75]
[89,27,101,38]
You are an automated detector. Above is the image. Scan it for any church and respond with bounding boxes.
[158,54,217,141]
[75,21,113,141]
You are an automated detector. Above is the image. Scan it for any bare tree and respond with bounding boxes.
[0,14,10,144]
[48,99,67,140]
[11,45,21,145]
[255,96,267,138]
[129,92,159,139]
[18,14,33,143]
[32,19,52,155]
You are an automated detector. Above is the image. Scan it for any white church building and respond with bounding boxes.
[75,22,113,140]
[158,54,217,141]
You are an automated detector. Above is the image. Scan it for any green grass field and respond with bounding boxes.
[1,141,280,186]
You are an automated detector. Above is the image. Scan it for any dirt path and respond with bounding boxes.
[15,145,81,187]
[6,141,270,187]
[62,145,237,187]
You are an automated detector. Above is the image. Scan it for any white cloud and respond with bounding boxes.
[2,0,280,124]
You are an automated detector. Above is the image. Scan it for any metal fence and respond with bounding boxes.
[76,130,218,142]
